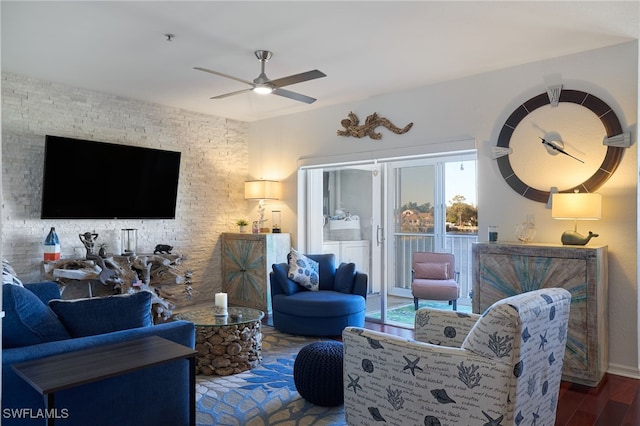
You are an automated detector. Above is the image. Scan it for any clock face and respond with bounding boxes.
[496,90,625,203]
[508,103,607,191]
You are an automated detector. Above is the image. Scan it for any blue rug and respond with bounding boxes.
[195,327,346,425]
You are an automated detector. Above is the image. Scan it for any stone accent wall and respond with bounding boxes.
[1,72,249,308]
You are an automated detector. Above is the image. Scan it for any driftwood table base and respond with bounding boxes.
[174,307,264,376]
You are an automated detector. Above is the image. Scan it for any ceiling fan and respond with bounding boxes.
[194,50,326,104]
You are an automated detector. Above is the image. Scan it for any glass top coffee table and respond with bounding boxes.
[176,306,264,327]
[174,306,264,376]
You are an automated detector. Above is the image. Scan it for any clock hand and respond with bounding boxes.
[539,137,584,163]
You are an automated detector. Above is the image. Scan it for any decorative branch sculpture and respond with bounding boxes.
[337,111,413,140]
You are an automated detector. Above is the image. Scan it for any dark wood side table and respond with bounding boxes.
[11,335,197,426]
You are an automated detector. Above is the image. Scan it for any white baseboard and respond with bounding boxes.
[607,363,640,380]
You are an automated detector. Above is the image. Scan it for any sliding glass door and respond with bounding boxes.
[386,160,443,303]
[383,156,477,321]
[299,150,476,327]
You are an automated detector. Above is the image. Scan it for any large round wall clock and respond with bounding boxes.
[494,88,628,203]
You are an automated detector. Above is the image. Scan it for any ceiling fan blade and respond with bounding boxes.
[211,88,253,99]
[269,70,326,88]
[194,67,254,86]
[272,88,317,104]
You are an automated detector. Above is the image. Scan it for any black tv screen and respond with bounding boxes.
[41,136,181,219]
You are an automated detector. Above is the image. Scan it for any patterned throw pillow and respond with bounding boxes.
[2,259,24,286]
[288,249,320,291]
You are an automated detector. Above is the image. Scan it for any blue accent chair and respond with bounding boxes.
[269,253,367,336]
[2,282,195,426]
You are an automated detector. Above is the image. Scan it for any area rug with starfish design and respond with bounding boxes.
[195,326,346,426]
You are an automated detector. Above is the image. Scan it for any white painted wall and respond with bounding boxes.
[249,42,639,377]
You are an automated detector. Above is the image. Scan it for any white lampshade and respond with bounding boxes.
[552,192,601,220]
[244,180,281,200]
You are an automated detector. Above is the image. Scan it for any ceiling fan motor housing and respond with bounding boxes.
[255,50,273,62]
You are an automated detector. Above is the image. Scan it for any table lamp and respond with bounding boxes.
[244,179,281,232]
[551,192,601,245]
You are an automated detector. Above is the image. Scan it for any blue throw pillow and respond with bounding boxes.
[273,263,300,295]
[49,291,153,337]
[334,262,357,294]
[2,283,70,348]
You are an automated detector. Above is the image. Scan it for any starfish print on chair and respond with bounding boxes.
[347,374,363,394]
[539,330,548,350]
[402,355,423,376]
[482,410,504,426]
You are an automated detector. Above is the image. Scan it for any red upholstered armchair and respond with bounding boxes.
[411,251,459,310]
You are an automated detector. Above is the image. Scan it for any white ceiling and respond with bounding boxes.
[2,1,638,122]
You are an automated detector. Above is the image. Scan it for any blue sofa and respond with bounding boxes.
[2,282,195,426]
[269,253,367,336]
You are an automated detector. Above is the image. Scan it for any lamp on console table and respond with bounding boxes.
[551,191,601,246]
[244,179,281,233]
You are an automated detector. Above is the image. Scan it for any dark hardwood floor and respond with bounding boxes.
[363,321,640,426]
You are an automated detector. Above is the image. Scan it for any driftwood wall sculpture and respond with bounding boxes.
[337,111,413,140]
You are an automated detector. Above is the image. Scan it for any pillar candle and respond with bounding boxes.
[215,292,228,315]
[215,292,227,309]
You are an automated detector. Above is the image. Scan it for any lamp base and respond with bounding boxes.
[561,230,599,246]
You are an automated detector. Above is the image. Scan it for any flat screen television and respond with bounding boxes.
[41,135,181,219]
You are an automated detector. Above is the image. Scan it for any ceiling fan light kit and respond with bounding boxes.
[253,84,274,95]
[194,50,326,104]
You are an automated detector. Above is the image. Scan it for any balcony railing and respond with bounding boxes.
[392,233,477,305]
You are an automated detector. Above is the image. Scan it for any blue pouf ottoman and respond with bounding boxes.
[294,341,344,406]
